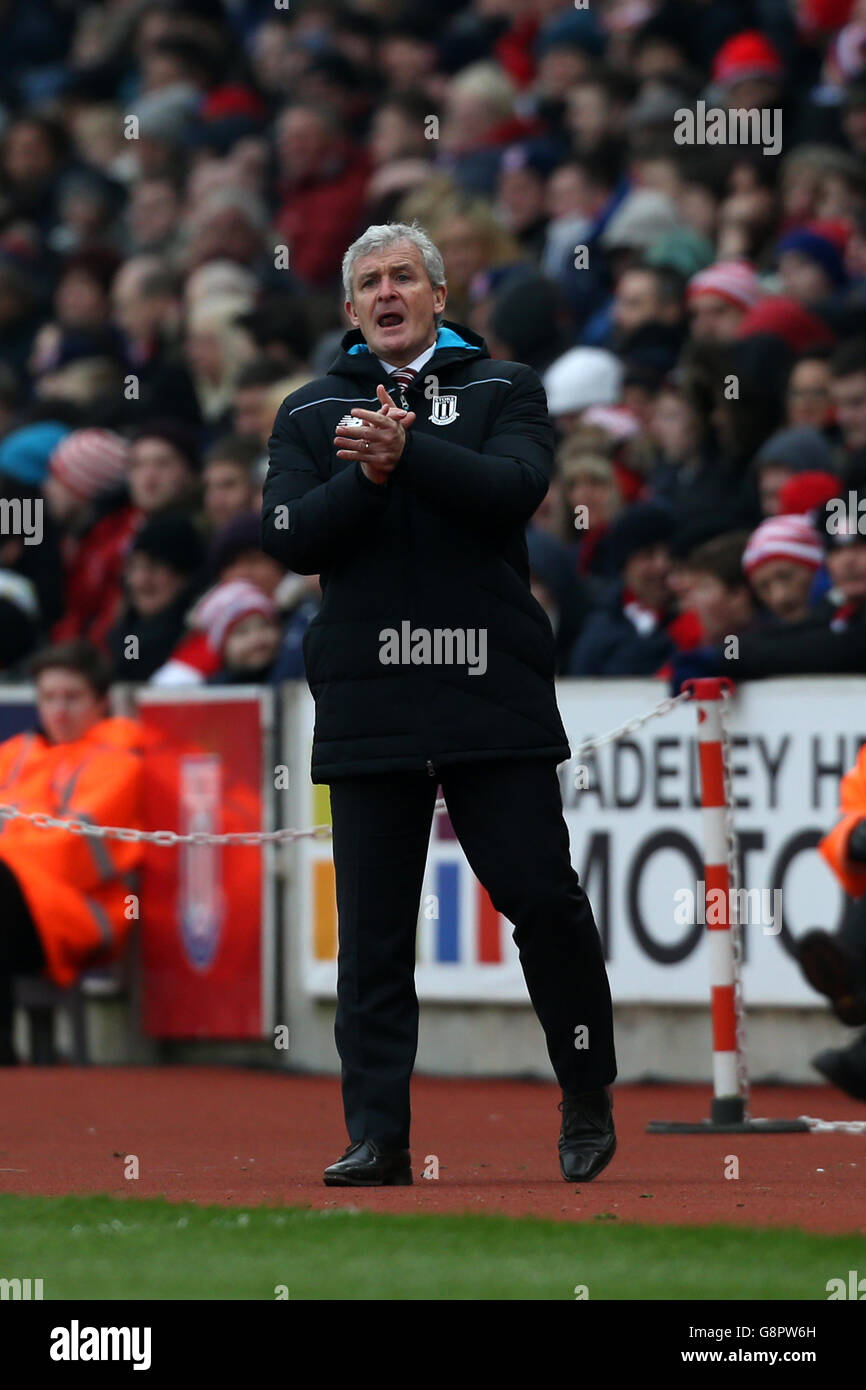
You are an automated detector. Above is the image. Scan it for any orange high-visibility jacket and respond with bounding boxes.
[0,717,146,987]
[820,744,866,899]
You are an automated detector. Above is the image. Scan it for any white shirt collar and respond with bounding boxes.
[377,338,437,376]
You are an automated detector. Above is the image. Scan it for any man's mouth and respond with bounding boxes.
[377,312,404,328]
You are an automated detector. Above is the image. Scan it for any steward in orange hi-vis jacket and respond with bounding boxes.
[793,743,866,1047]
[0,714,145,987]
[819,746,866,899]
[0,640,146,1065]
[795,745,866,1099]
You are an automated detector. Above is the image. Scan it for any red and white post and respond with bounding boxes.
[688,677,743,1125]
[648,677,808,1133]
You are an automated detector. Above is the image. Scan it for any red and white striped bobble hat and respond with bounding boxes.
[48,429,130,500]
[742,514,825,577]
[686,259,763,311]
[190,579,278,656]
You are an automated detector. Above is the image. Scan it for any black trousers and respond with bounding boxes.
[329,757,617,1148]
[0,859,46,1062]
[836,892,866,986]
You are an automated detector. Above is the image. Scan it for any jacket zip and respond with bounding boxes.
[395,374,437,782]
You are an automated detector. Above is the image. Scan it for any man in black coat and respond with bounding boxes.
[262,221,616,1186]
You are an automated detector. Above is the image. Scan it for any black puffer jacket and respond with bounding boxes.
[261,321,571,782]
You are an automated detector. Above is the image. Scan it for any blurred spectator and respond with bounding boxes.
[526,526,592,673]
[46,428,135,650]
[201,579,283,685]
[209,511,286,597]
[184,188,273,277]
[485,269,568,372]
[369,93,436,168]
[777,221,851,306]
[496,141,561,261]
[568,501,698,675]
[559,446,623,581]
[438,61,531,196]
[185,295,255,435]
[647,379,706,510]
[235,298,313,372]
[831,337,866,459]
[686,260,763,342]
[785,348,835,428]
[742,513,826,625]
[544,348,623,435]
[127,422,201,517]
[233,359,295,439]
[753,426,840,515]
[428,198,522,324]
[107,515,206,681]
[111,257,200,424]
[0,114,71,231]
[686,531,756,645]
[203,434,263,533]
[124,174,183,256]
[273,104,371,289]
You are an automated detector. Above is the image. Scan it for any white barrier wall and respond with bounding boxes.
[285,676,862,1009]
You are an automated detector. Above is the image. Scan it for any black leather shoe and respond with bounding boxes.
[813,1032,866,1102]
[796,930,866,1026]
[323,1140,413,1187]
[558,1088,616,1182]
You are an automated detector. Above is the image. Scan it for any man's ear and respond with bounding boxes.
[345,299,360,328]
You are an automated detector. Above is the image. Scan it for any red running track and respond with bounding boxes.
[0,1070,864,1231]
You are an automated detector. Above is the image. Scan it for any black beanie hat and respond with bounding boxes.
[131,514,204,575]
[209,510,280,576]
[669,511,746,560]
[489,271,565,370]
[131,419,201,473]
[608,501,676,570]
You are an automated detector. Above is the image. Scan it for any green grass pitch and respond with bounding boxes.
[1,1193,863,1299]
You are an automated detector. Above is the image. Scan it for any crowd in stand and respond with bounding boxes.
[0,0,866,692]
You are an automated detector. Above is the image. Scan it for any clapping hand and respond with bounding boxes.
[334,384,416,485]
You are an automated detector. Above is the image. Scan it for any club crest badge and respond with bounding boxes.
[428,394,459,426]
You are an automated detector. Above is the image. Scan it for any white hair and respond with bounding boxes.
[189,187,270,234]
[448,61,516,117]
[342,221,447,326]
